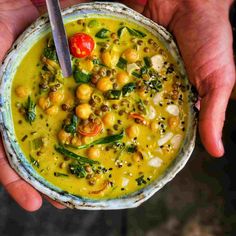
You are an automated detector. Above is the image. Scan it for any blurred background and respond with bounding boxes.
[1,2,236,236]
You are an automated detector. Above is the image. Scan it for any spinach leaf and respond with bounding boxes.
[55,145,99,165]
[116,57,127,70]
[43,47,57,61]
[73,67,91,83]
[24,96,36,124]
[64,115,78,134]
[131,71,141,78]
[117,26,126,37]
[95,28,110,39]
[126,27,147,38]
[72,131,125,150]
[32,137,44,150]
[144,57,152,68]
[122,82,136,96]
[127,144,137,153]
[105,90,122,100]
[88,19,99,28]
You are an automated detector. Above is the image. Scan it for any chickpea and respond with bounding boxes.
[58,129,71,144]
[75,103,92,120]
[101,51,112,68]
[116,71,129,86]
[49,90,64,104]
[87,147,101,159]
[71,136,82,146]
[126,124,140,138]
[102,112,116,127]
[123,48,139,63]
[150,121,159,132]
[76,84,93,101]
[45,105,59,115]
[96,77,113,92]
[15,85,30,98]
[79,59,94,72]
[168,116,180,129]
[38,96,50,110]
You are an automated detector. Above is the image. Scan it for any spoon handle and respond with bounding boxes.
[46,0,72,77]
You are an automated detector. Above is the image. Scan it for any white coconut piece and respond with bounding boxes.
[166,104,179,116]
[148,157,163,167]
[153,92,163,105]
[122,177,129,187]
[158,132,174,146]
[147,105,156,120]
[127,63,140,75]
[151,54,164,72]
[171,134,183,149]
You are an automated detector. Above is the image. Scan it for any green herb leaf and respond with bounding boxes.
[32,137,44,150]
[135,175,147,186]
[73,67,91,83]
[54,172,68,177]
[116,57,127,70]
[144,57,152,68]
[122,82,136,96]
[126,27,146,38]
[69,163,87,178]
[88,19,99,28]
[127,144,137,153]
[93,59,102,65]
[55,145,99,165]
[24,96,36,124]
[64,115,78,134]
[146,79,163,92]
[95,28,110,39]
[43,47,57,61]
[72,131,125,150]
[105,90,122,100]
[131,71,141,78]
[117,26,126,37]
[30,155,40,168]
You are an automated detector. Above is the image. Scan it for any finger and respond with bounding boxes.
[0,138,42,211]
[44,195,67,210]
[198,72,235,157]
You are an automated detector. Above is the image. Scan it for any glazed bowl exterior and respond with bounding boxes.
[0,2,197,209]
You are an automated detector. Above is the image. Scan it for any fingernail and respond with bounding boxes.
[217,140,224,157]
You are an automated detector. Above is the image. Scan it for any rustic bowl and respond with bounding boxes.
[0,2,197,209]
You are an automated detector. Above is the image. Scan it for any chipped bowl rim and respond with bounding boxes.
[0,2,197,210]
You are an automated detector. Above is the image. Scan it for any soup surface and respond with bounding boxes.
[11,17,191,199]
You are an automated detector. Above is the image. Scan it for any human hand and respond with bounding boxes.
[121,0,236,157]
[0,0,90,211]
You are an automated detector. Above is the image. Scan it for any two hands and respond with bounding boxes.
[0,0,235,211]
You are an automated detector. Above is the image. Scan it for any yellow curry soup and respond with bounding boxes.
[11,17,190,199]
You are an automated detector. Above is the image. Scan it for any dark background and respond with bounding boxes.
[1,2,236,236]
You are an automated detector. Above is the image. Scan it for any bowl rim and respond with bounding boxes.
[0,2,197,210]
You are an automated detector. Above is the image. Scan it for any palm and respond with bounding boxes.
[124,0,235,157]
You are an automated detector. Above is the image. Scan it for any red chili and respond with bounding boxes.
[78,121,102,137]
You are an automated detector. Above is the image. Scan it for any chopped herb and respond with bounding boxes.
[69,163,87,178]
[135,175,147,186]
[73,67,91,83]
[54,172,68,177]
[55,145,99,165]
[144,57,152,68]
[32,137,44,150]
[64,115,78,134]
[131,71,141,78]
[105,90,122,100]
[30,155,40,168]
[93,59,102,65]
[24,96,36,124]
[43,47,57,61]
[117,26,126,37]
[116,57,127,70]
[72,131,125,150]
[140,66,148,75]
[88,19,99,28]
[127,144,137,153]
[126,27,147,38]
[122,82,136,96]
[95,28,110,39]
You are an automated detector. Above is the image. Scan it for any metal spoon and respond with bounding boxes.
[46,0,72,77]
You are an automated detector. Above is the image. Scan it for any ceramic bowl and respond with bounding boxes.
[0,2,197,209]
